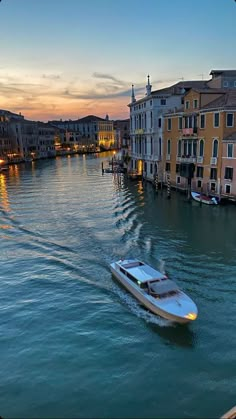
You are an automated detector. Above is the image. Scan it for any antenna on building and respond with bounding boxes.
[197,73,204,80]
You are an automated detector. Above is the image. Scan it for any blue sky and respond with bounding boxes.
[0,0,235,121]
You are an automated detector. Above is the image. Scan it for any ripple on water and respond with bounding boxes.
[0,155,236,418]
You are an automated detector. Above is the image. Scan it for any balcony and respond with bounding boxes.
[178,156,197,163]
[166,154,171,161]
[135,129,144,134]
[210,157,217,165]
[182,127,198,137]
[197,156,203,164]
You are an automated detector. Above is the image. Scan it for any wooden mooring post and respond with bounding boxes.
[155,174,159,192]
[167,174,171,199]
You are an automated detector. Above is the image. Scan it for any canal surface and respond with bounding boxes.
[0,153,236,419]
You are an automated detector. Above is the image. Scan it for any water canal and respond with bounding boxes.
[0,152,236,418]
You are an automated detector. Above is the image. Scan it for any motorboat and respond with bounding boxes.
[221,406,236,419]
[110,259,198,324]
[0,166,9,172]
[191,191,218,205]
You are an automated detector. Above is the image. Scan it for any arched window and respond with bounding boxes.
[150,111,153,128]
[213,139,218,157]
[199,139,204,157]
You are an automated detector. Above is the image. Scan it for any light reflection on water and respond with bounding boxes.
[0,153,236,419]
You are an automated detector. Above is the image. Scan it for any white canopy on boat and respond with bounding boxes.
[128,264,166,283]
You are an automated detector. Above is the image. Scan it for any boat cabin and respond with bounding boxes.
[116,260,179,299]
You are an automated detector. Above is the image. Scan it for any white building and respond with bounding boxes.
[128,76,208,181]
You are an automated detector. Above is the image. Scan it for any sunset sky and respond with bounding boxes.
[0,0,236,122]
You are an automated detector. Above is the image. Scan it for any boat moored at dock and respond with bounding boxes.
[191,191,218,205]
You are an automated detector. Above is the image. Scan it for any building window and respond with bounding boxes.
[144,162,147,172]
[150,100,152,106]
[226,113,234,127]
[167,118,172,131]
[150,137,153,155]
[200,114,205,129]
[227,143,233,158]
[150,111,153,128]
[225,184,231,194]
[210,182,216,191]
[167,139,171,155]
[161,99,166,105]
[177,140,182,156]
[193,99,198,109]
[176,164,180,173]
[185,101,189,109]
[196,166,204,178]
[210,168,217,180]
[158,118,162,128]
[166,162,171,172]
[150,163,153,174]
[225,167,233,180]
[159,137,162,156]
[199,139,204,157]
[178,117,183,130]
[197,180,202,188]
[213,139,218,157]
[214,113,220,128]
[177,176,181,184]
[223,81,228,87]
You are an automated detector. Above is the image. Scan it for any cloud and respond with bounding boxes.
[92,72,126,85]
[42,73,61,80]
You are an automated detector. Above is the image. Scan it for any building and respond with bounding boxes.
[162,87,236,200]
[208,70,236,89]
[113,118,130,149]
[0,110,24,162]
[49,114,115,151]
[0,110,56,162]
[128,76,208,181]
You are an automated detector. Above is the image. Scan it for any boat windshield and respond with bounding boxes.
[148,279,179,298]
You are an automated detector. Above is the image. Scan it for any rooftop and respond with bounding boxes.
[202,90,236,109]
[210,69,236,76]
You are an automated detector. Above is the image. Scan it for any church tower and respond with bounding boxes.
[146,74,152,96]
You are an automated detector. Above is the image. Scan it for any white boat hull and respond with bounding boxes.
[191,191,218,205]
[110,263,196,324]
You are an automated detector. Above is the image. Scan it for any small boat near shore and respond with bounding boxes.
[110,259,198,324]
[0,166,9,172]
[191,191,218,205]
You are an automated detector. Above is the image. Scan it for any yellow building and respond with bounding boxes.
[98,119,115,151]
[163,88,236,199]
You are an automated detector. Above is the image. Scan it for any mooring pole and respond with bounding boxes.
[167,174,171,199]
[155,173,158,192]
[102,162,104,174]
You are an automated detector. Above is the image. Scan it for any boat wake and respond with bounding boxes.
[112,283,173,327]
